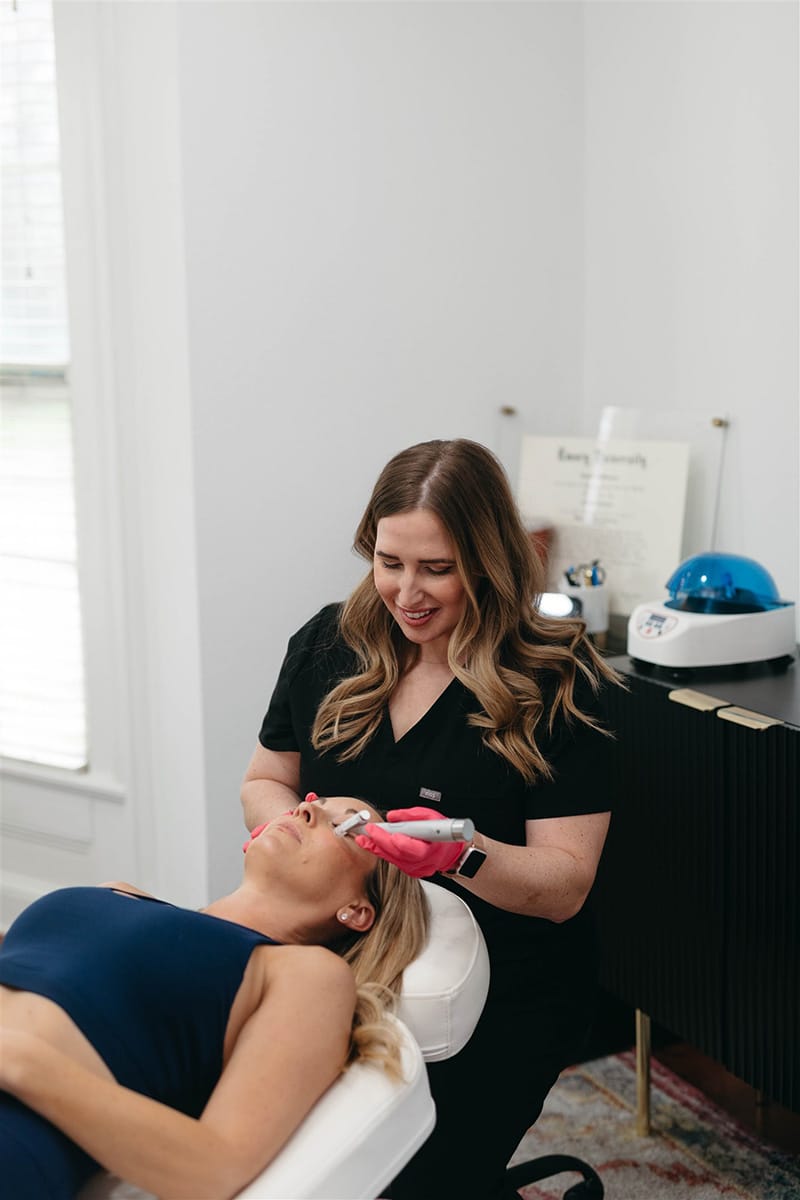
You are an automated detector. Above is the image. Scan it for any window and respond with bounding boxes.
[0,0,87,769]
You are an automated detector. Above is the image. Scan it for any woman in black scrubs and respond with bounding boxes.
[242,438,620,1200]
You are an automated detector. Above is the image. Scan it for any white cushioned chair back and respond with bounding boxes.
[234,1018,432,1199]
[397,880,490,1061]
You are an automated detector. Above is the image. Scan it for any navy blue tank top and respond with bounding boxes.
[0,887,278,1117]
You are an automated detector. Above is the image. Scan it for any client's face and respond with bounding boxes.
[246,795,380,909]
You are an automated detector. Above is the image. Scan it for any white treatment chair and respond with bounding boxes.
[78,880,490,1200]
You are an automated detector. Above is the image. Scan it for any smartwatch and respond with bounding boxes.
[447,843,487,879]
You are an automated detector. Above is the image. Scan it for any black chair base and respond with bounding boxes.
[506,1153,604,1199]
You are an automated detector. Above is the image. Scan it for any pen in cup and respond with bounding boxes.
[564,560,605,588]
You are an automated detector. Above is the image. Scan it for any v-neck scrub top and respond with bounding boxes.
[259,604,615,1000]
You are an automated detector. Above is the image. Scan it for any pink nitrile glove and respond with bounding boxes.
[242,823,268,853]
[354,806,464,878]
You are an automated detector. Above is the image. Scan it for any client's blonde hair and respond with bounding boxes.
[336,855,430,1080]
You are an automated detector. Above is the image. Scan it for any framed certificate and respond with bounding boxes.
[518,434,691,615]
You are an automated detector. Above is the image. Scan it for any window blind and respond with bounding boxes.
[1,0,87,770]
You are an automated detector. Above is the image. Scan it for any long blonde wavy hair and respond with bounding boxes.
[333,848,430,1080]
[312,439,620,783]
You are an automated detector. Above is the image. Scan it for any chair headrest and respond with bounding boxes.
[396,880,490,1061]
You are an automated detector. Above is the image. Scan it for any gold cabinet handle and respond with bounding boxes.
[668,688,730,712]
[716,706,783,731]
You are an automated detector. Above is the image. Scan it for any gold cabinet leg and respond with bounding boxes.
[635,1009,652,1135]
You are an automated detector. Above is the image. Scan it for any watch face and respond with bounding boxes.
[458,846,487,878]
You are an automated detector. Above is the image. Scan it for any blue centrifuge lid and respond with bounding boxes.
[664,552,787,615]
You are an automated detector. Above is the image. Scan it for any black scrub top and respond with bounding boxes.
[259,604,615,1003]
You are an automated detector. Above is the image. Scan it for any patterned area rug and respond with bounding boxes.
[509,1050,800,1200]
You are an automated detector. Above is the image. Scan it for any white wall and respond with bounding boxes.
[4,1,796,914]
[583,1,799,609]
[174,1,587,896]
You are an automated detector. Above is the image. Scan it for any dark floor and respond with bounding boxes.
[582,989,800,1157]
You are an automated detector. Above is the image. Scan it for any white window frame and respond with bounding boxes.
[2,3,208,916]
[1,1,88,776]
[1,15,127,802]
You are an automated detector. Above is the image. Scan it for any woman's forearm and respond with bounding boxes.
[1,1033,251,1199]
[450,813,611,922]
[241,777,301,831]
[451,837,586,921]
[240,744,302,830]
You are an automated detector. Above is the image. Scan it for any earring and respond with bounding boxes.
[338,911,349,922]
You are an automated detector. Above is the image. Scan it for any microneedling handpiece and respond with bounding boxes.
[335,814,474,842]
[334,810,372,837]
[373,818,474,842]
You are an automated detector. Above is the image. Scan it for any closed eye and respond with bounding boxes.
[376,559,454,576]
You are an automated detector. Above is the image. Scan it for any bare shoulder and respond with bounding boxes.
[255,943,355,996]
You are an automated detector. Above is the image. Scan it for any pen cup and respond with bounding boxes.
[563,583,609,640]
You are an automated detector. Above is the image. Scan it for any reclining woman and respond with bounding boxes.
[0,795,429,1200]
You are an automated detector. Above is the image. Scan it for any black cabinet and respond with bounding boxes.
[594,658,800,1112]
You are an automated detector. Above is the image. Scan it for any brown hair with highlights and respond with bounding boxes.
[313,438,620,783]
